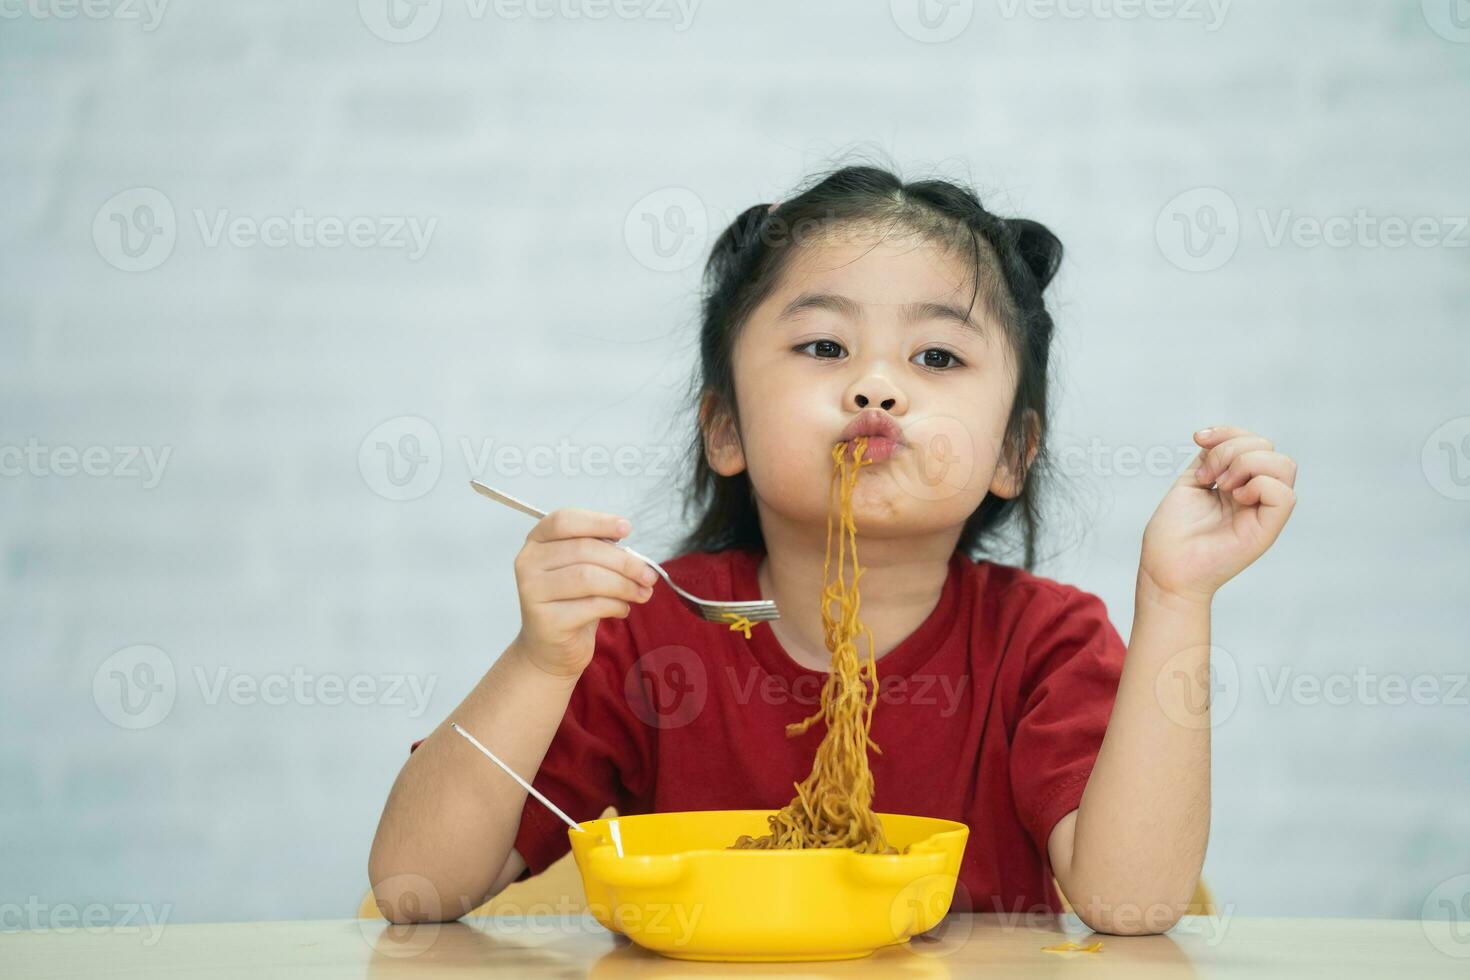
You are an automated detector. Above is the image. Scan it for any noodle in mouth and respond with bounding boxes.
[729,435,904,855]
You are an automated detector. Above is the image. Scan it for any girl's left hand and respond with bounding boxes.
[1140,425,1298,604]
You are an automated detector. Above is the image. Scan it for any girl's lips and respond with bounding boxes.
[843,436,903,463]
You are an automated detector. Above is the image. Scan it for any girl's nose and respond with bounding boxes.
[849,374,906,414]
[855,393,897,411]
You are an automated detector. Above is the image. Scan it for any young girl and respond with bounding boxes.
[368,165,1298,934]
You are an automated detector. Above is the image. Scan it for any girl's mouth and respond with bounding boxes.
[837,410,907,463]
[842,437,904,464]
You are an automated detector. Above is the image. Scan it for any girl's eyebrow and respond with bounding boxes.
[777,291,987,341]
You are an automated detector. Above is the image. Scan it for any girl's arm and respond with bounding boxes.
[368,641,580,923]
[368,508,657,923]
[1048,425,1298,935]
[1046,575,1212,934]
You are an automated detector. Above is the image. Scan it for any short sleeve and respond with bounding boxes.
[1008,585,1126,863]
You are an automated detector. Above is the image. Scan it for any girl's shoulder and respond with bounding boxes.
[963,554,1120,630]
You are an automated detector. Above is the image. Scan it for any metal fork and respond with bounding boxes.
[469,480,779,624]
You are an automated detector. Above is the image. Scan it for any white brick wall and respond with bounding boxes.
[1,0,1467,926]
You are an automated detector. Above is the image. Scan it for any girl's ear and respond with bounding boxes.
[700,390,747,477]
[988,409,1040,500]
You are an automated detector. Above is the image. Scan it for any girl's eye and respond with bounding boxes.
[913,348,965,370]
[794,339,846,359]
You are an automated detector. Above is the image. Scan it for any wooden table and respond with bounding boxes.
[3,913,1466,977]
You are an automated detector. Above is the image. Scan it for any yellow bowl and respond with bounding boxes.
[567,809,969,962]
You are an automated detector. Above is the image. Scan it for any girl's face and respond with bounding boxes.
[705,226,1030,543]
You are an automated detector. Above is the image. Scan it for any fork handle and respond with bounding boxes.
[470,480,547,520]
[470,480,648,562]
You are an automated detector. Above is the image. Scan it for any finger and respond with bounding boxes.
[1197,435,1274,484]
[1181,427,1257,487]
[527,537,659,588]
[1231,474,1297,538]
[541,595,634,624]
[1172,447,1210,488]
[525,562,653,606]
[526,508,631,545]
[1193,425,1258,450]
[1216,450,1297,492]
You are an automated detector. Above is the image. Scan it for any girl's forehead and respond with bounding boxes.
[775,230,976,307]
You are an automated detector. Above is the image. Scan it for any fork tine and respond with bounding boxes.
[699,602,779,623]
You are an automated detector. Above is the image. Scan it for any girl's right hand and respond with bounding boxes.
[510,508,659,678]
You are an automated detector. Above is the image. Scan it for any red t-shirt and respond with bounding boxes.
[413,546,1126,914]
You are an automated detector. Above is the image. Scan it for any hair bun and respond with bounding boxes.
[703,203,775,284]
[1008,218,1063,292]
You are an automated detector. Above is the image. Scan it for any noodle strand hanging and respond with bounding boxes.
[729,435,903,855]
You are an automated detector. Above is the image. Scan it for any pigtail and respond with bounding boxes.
[702,203,775,288]
[1008,217,1063,293]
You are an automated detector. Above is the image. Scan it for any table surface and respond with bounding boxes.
[3,913,1466,978]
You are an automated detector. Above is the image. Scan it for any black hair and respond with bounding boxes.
[671,163,1064,570]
